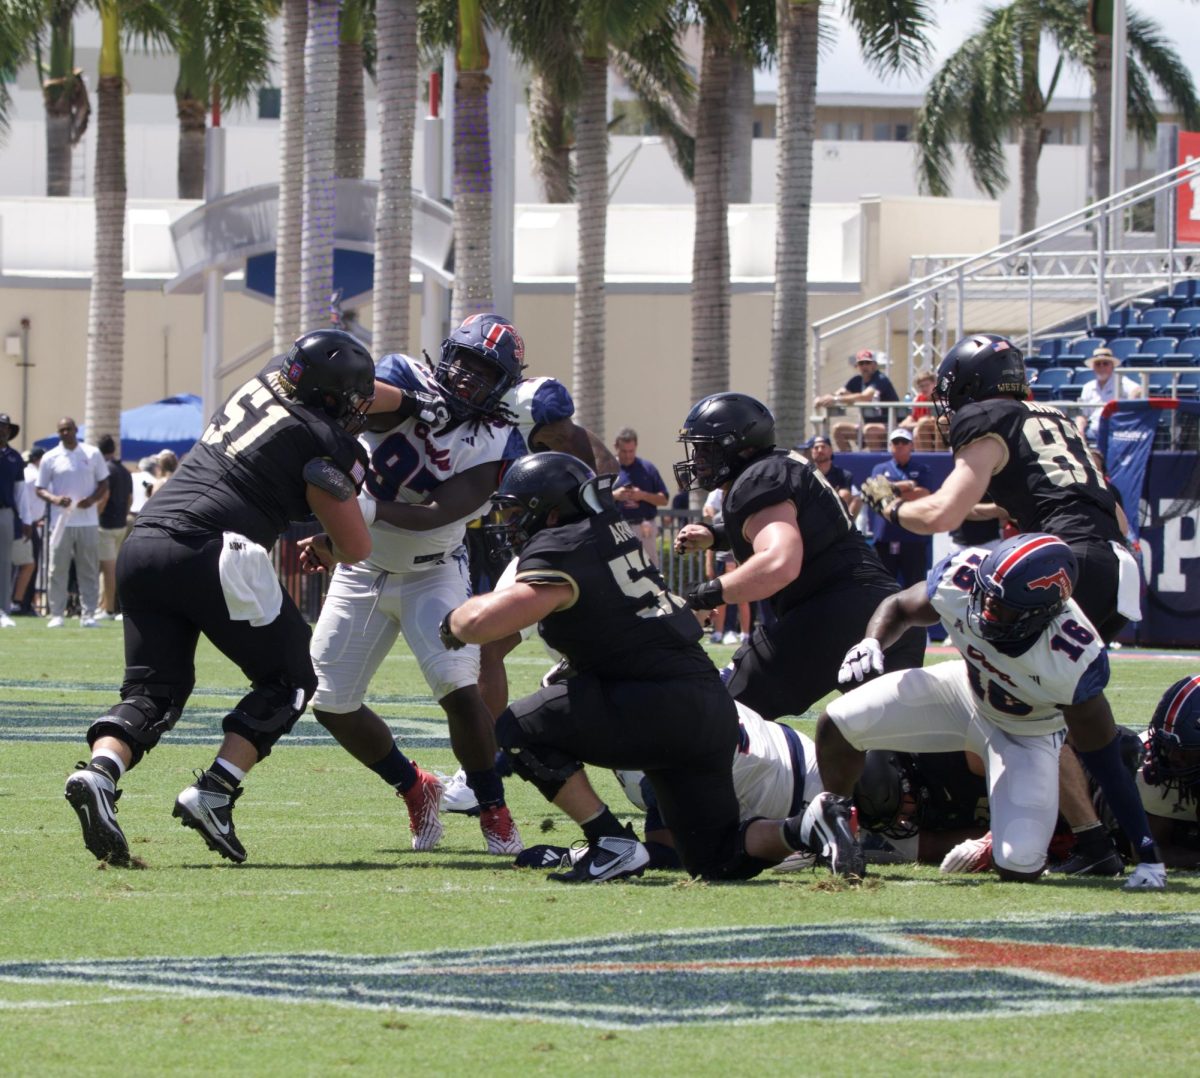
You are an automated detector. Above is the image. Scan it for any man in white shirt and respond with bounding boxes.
[10,445,45,616]
[35,417,109,627]
[1075,347,1142,443]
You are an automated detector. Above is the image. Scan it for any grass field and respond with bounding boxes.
[1,623,1198,1076]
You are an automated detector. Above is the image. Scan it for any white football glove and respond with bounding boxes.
[939,832,993,874]
[1123,861,1166,891]
[356,491,377,527]
[838,637,884,685]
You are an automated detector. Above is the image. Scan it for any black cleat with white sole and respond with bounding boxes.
[799,792,866,879]
[64,763,130,866]
[173,771,247,863]
[548,832,649,883]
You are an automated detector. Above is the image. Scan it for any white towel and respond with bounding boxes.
[218,532,283,627]
[1111,540,1142,622]
[49,505,74,551]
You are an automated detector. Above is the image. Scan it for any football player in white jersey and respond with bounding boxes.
[806,532,1166,888]
[1132,676,1200,868]
[301,315,530,856]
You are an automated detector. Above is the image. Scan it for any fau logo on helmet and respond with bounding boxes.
[461,314,525,363]
[1025,568,1074,601]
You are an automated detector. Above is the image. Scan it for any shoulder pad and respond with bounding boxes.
[724,452,796,520]
[303,457,357,502]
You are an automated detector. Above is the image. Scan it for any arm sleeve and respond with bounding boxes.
[1070,651,1111,705]
[374,353,426,392]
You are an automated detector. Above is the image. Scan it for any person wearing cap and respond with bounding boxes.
[813,350,899,452]
[11,445,45,615]
[801,434,859,516]
[0,412,38,627]
[866,429,932,589]
[1075,347,1142,443]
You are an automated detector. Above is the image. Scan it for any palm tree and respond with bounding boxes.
[771,0,932,448]
[38,1,90,196]
[336,0,368,180]
[300,0,340,334]
[170,0,273,199]
[0,1,42,139]
[371,0,419,354]
[273,0,306,354]
[916,0,1199,235]
[84,0,172,455]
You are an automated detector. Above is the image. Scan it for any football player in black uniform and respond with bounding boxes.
[63,329,376,866]
[440,453,822,882]
[673,393,926,721]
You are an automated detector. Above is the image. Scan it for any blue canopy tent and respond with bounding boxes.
[34,395,206,461]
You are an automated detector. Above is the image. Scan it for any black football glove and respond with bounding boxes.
[686,578,725,611]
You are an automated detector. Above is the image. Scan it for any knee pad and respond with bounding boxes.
[496,710,582,802]
[992,820,1048,876]
[87,696,182,766]
[222,675,315,759]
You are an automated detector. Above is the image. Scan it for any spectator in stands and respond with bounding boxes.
[612,427,669,565]
[95,434,133,621]
[867,429,932,588]
[1076,347,1142,443]
[814,349,899,451]
[11,446,45,616]
[800,434,860,517]
[897,368,945,451]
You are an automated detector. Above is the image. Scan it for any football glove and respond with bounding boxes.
[686,578,724,611]
[860,474,900,516]
[939,832,993,874]
[838,637,885,684]
[399,389,451,429]
[1123,861,1166,891]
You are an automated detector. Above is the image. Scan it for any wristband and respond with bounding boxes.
[686,577,725,611]
[888,501,902,527]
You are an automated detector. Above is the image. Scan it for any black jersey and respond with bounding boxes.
[949,398,1122,546]
[135,359,368,549]
[722,450,896,616]
[515,510,710,681]
[909,751,989,832]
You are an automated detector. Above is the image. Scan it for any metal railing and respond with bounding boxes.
[811,157,1200,410]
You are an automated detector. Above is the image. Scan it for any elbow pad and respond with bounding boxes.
[302,458,356,502]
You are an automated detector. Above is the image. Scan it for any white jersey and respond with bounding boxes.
[731,703,822,820]
[362,354,521,573]
[928,547,1110,736]
[501,376,576,452]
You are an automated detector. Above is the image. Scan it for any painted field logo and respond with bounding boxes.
[2,913,1199,1027]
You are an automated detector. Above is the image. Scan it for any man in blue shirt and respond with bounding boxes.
[0,413,34,628]
[814,350,899,451]
[613,427,669,565]
[868,428,931,588]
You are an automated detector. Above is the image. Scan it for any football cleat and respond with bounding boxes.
[939,832,994,874]
[400,768,445,851]
[1048,847,1124,878]
[64,763,130,866]
[479,804,523,855]
[514,843,574,869]
[771,850,818,874]
[1123,861,1167,891]
[173,771,247,863]
[799,792,866,879]
[439,768,480,816]
[548,833,650,883]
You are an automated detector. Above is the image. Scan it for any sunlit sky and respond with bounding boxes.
[759,0,1200,101]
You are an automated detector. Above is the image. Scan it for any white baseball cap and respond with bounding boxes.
[888,428,913,442]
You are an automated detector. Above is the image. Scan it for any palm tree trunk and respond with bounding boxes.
[1091,32,1112,204]
[176,93,207,199]
[1017,12,1043,235]
[372,0,417,354]
[572,52,608,434]
[529,72,572,203]
[336,0,367,180]
[450,0,493,323]
[727,49,754,204]
[690,8,734,408]
[274,0,307,353]
[769,0,818,447]
[301,0,339,334]
[84,4,125,456]
[43,10,77,197]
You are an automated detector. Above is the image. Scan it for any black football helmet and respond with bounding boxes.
[436,313,526,422]
[484,451,605,558]
[853,751,920,840]
[279,328,375,431]
[933,333,1028,424]
[1144,675,1200,806]
[674,392,776,492]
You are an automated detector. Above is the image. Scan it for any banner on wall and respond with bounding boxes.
[1180,130,1200,245]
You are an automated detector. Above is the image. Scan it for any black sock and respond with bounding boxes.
[494,748,513,778]
[781,813,806,852]
[90,757,121,784]
[1072,821,1114,855]
[466,769,504,809]
[208,761,241,790]
[369,744,419,793]
[581,807,625,844]
[644,840,682,870]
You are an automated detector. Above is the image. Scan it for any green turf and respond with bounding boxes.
[1,623,1197,1075]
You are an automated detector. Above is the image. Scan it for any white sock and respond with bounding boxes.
[92,748,126,779]
[215,757,247,782]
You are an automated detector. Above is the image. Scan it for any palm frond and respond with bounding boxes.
[610,41,695,180]
[842,0,934,78]
[1124,57,1158,144]
[1127,6,1200,131]
[0,0,43,137]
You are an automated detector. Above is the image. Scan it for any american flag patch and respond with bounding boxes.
[287,359,306,384]
[350,459,366,487]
